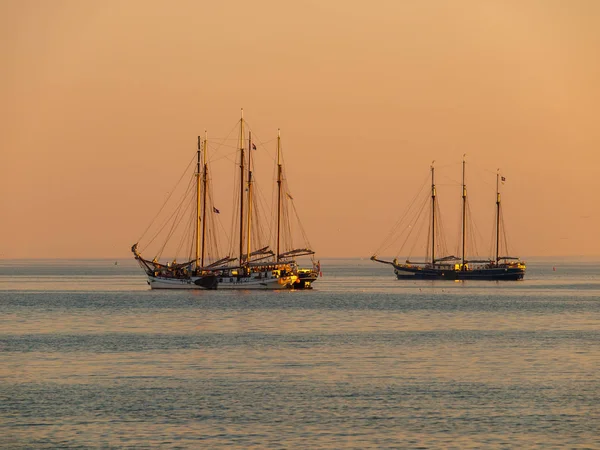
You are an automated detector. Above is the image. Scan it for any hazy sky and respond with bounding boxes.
[2,0,599,258]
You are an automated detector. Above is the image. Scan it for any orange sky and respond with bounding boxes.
[2,0,599,259]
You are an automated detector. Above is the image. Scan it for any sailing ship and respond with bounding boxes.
[272,129,319,289]
[132,111,299,289]
[371,157,526,280]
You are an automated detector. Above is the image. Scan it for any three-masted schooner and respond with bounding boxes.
[132,111,311,289]
[371,158,526,280]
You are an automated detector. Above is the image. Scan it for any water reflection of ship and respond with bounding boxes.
[372,157,526,280]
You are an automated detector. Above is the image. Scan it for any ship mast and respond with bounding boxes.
[246,130,253,265]
[431,162,436,265]
[496,169,501,264]
[276,129,282,263]
[195,136,202,270]
[238,109,245,265]
[200,131,208,268]
[461,155,467,270]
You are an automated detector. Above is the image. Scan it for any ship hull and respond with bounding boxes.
[393,265,525,281]
[291,271,318,289]
[147,274,296,290]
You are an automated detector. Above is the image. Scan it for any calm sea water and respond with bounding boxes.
[1,258,599,449]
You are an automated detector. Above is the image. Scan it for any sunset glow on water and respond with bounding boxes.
[1,259,599,448]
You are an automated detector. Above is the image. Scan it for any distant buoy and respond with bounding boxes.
[552,266,556,271]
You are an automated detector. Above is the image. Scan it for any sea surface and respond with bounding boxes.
[1,258,599,449]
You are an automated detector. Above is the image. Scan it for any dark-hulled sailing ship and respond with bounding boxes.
[372,158,526,280]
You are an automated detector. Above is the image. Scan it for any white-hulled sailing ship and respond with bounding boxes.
[371,157,526,280]
[132,110,315,289]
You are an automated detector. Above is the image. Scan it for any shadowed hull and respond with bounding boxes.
[291,271,319,289]
[394,265,525,281]
[147,274,296,290]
